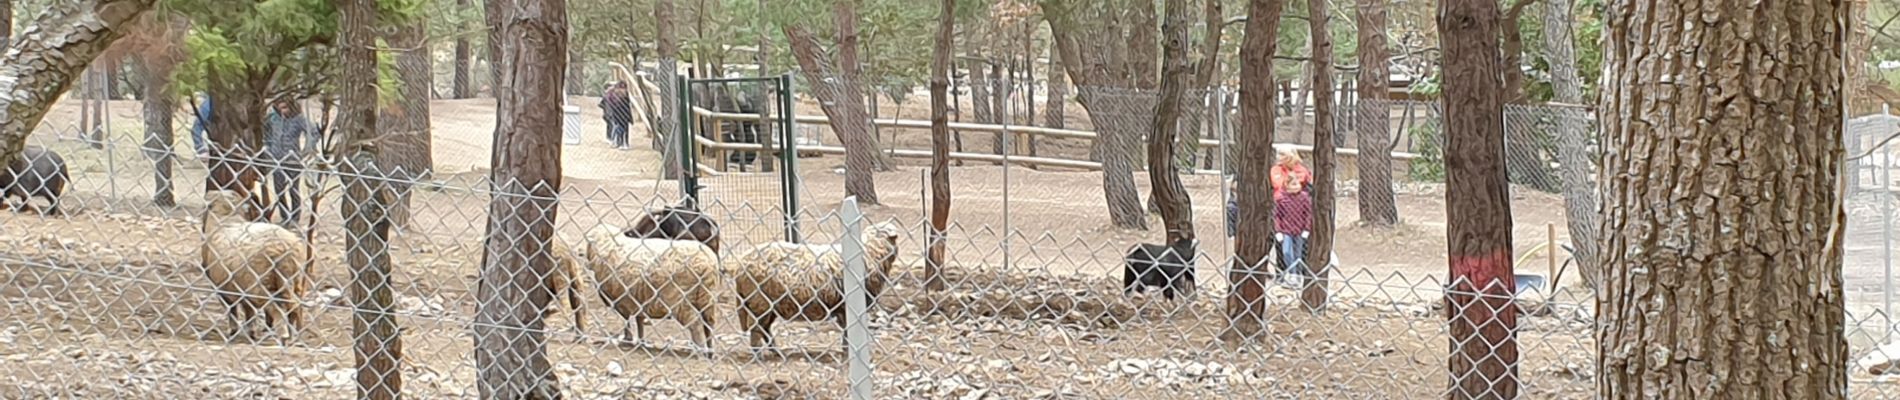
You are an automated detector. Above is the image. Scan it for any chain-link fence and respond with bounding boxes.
[13,52,1900,398]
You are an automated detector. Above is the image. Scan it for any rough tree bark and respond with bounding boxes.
[453,0,473,99]
[1194,0,1223,89]
[1439,0,1518,395]
[655,0,683,179]
[475,0,567,398]
[1354,0,1398,226]
[1850,0,1872,114]
[1226,0,1284,341]
[1301,0,1335,312]
[785,21,882,204]
[830,0,892,170]
[1044,0,1151,230]
[1540,0,1597,288]
[1043,46,1067,129]
[1496,0,1554,192]
[136,60,177,207]
[1149,0,1196,243]
[338,0,400,398]
[126,15,187,208]
[378,17,435,231]
[1596,0,1848,397]
[926,0,955,292]
[0,0,13,49]
[203,66,271,210]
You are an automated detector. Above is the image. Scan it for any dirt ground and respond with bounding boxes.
[3,97,1898,399]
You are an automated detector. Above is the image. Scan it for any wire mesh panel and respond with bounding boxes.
[680,75,803,244]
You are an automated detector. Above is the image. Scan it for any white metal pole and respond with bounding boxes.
[839,197,874,400]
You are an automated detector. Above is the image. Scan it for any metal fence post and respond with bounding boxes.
[839,197,874,400]
[677,74,700,201]
[781,73,802,243]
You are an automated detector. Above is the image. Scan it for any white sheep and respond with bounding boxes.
[200,190,313,341]
[732,221,902,352]
[583,224,721,351]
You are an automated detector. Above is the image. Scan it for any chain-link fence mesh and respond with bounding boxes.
[10,33,1900,398]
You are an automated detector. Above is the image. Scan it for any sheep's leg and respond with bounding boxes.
[568,288,587,341]
[261,300,286,344]
[738,309,762,351]
[634,318,647,347]
[218,293,244,341]
[285,300,306,342]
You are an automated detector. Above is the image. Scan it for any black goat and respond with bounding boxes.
[624,197,723,252]
[1123,239,1198,301]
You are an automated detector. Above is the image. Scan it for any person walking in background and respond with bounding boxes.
[263,99,319,227]
[1274,179,1314,288]
[599,81,634,150]
[189,94,212,158]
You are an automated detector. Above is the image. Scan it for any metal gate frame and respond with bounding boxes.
[675,73,801,242]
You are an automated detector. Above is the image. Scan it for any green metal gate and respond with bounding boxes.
[675,73,802,243]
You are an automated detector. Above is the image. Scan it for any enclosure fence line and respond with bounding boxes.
[9,89,1900,398]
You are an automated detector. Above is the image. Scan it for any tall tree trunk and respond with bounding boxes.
[1354,0,1397,226]
[1048,18,1149,230]
[1498,0,1534,103]
[1043,45,1067,128]
[1195,0,1223,89]
[1596,0,1847,396]
[83,67,102,148]
[0,0,13,49]
[1150,0,1196,243]
[1497,0,1554,192]
[786,25,881,204]
[338,1,400,398]
[970,58,994,124]
[1128,2,1159,90]
[1540,0,1597,288]
[1439,0,1518,395]
[475,0,566,398]
[926,0,955,292]
[1226,0,1284,341]
[656,0,682,178]
[0,0,157,163]
[453,0,473,99]
[1300,0,1335,312]
[1850,0,1873,114]
[204,69,271,214]
[831,0,892,170]
[135,58,176,207]
[379,17,434,231]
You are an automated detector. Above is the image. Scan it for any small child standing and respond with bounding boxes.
[1274,179,1313,287]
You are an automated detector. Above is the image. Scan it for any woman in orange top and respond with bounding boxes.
[1270,149,1312,200]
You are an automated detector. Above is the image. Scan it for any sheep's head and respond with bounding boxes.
[862,221,902,271]
[204,190,248,219]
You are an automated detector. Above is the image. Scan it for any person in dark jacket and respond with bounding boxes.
[263,99,319,227]
[599,81,634,149]
[1274,179,1313,288]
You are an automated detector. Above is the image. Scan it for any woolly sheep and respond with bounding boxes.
[584,224,721,351]
[732,221,903,352]
[200,190,313,341]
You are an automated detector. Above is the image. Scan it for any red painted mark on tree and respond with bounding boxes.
[1449,248,1515,294]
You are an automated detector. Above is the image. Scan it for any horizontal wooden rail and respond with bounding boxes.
[629,68,1426,169]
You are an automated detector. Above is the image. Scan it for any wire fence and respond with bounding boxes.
[12,54,1900,397]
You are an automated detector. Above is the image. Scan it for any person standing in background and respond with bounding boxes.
[189,94,212,158]
[599,81,634,150]
[263,99,319,227]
